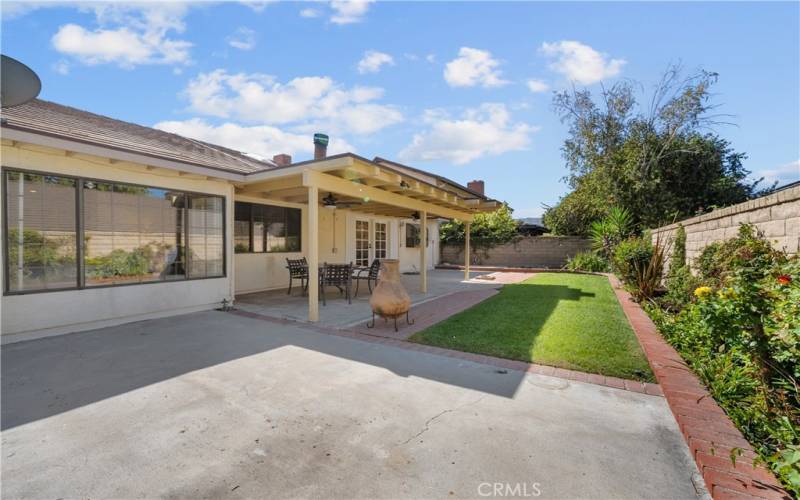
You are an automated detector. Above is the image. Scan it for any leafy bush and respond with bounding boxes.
[647,226,798,494]
[566,252,609,272]
[613,237,653,286]
[87,242,172,279]
[440,203,518,248]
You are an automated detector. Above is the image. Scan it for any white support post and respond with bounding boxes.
[307,185,319,322]
[464,222,471,281]
[420,210,427,293]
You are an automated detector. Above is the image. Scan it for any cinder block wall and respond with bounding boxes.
[651,185,799,272]
[440,236,591,269]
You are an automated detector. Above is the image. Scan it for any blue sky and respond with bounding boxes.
[3,1,799,217]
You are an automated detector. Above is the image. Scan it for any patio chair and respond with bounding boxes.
[320,262,353,306]
[352,259,381,298]
[286,257,308,296]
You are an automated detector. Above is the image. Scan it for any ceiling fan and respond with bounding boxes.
[322,192,362,209]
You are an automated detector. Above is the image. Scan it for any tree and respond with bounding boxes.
[440,203,518,248]
[543,64,766,236]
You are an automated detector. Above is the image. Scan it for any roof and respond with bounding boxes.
[1,99,497,204]
[1,99,277,175]
[518,217,545,227]
[373,156,489,200]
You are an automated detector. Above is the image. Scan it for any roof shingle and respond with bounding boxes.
[1,99,276,175]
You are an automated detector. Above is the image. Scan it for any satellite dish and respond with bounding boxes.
[1,55,42,108]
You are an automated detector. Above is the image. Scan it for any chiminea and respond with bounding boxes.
[367,259,414,332]
[314,133,329,160]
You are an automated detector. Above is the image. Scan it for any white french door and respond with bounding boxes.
[353,218,389,266]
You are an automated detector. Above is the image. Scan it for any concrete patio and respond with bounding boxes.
[235,269,507,329]
[1,310,705,499]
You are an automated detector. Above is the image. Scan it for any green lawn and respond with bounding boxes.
[410,273,654,381]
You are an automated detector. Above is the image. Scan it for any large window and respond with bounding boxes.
[3,169,225,294]
[5,172,78,291]
[234,201,301,253]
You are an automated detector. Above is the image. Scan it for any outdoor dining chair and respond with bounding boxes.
[285,257,308,295]
[320,262,353,306]
[352,258,381,297]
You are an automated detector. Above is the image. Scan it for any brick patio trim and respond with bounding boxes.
[228,307,662,397]
[606,274,790,499]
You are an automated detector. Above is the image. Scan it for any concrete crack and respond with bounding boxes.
[398,396,485,446]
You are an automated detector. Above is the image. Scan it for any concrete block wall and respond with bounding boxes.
[440,236,591,269]
[651,185,799,271]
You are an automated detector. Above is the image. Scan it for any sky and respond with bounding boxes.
[2,1,799,218]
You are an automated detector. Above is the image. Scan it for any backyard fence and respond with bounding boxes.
[440,236,591,269]
[651,183,799,273]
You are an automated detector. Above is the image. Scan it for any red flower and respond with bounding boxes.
[777,274,792,285]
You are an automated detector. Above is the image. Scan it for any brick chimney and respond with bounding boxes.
[313,133,329,160]
[467,180,485,195]
[273,154,292,167]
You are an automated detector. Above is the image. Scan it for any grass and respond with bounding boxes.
[409,273,654,382]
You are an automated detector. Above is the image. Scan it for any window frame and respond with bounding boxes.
[2,167,227,296]
[233,201,302,254]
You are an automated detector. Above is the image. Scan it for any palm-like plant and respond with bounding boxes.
[590,207,634,259]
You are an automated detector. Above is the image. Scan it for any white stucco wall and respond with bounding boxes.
[0,141,235,343]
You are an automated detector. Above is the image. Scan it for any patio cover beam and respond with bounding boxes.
[302,170,474,222]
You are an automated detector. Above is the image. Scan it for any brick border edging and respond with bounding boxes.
[228,309,662,397]
[606,274,790,499]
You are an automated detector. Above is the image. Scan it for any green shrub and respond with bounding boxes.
[695,224,781,288]
[566,252,609,272]
[647,228,799,494]
[613,237,653,285]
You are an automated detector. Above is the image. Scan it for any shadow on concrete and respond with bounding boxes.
[1,280,594,431]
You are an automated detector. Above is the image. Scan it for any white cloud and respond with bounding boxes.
[357,50,394,74]
[241,1,277,13]
[180,69,402,135]
[753,160,800,186]
[154,118,354,159]
[300,8,320,18]
[526,79,549,93]
[539,40,625,85]
[330,0,373,24]
[52,59,70,75]
[399,103,537,165]
[443,47,508,88]
[228,27,256,51]
[425,54,436,63]
[51,3,192,68]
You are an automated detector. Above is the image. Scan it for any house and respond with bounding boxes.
[0,99,499,343]
[517,217,549,236]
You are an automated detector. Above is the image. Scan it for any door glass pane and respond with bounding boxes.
[355,220,369,267]
[374,222,387,260]
[5,172,78,291]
